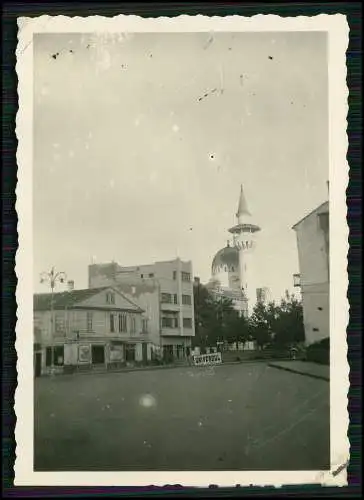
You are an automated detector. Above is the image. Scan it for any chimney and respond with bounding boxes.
[67,280,74,292]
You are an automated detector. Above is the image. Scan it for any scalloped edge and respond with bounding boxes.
[15,13,350,488]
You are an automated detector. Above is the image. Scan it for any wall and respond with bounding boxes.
[35,308,146,339]
[295,203,329,287]
[89,272,161,348]
[80,288,142,313]
[115,282,161,348]
[301,282,330,345]
[294,202,330,346]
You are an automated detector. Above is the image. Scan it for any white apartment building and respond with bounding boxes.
[88,258,195,360]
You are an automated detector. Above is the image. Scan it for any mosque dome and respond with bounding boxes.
[211,243,239,275]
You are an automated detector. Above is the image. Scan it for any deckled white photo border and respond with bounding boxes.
[15,13,349,487]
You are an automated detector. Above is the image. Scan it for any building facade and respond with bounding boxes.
[88,258,195,360]
[207,184,264,317]
[293,200,329,345]
[33,286,152,376]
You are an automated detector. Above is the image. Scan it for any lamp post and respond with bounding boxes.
[40,267,67,375]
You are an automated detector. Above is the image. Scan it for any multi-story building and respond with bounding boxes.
[292,200,329,345]
[33,286,150,376]
[88,258,195,360]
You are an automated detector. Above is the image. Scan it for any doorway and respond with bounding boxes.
[91,345,105,365]
[35,352,42,377]
[142,343,148,363]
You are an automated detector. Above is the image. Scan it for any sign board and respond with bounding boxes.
[193,352,222,366]
[78,344,91,363]
[110,344,123,362]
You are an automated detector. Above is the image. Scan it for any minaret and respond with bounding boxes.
[228,185,261,316]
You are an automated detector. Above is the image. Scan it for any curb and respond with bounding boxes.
[37,359,292,379]
[268,363,329,382]
[43,363,191,378]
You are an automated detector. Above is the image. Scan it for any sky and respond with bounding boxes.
[33,31,328,300]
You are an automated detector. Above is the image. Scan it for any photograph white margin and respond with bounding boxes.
[15,13,350,487]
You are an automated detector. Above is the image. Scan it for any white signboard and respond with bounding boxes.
[193,353,222,366]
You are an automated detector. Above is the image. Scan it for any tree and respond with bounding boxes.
[193,284,238,351]
[248,292,305,350]
[249,301,275,349]
[272,293,305,347]
[223,311,250,349]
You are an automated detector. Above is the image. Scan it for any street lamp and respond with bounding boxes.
[40,266,67,375]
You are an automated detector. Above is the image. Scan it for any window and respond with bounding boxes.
[162,316,178,328]
[106,292,115,304]
[119,314,127,332]
[162,317,173,328]
[149,273,154,278]
[86,312,93,332]
[55,314,65,334]
[181,272,191,282]
[130,315,136,334]
[183,318,192,329]
[110,314,115,333]
[173,294,178,304]
[142,319,148,334]
[173,271,177,280]
[182,294,192,305]
[161,293,172,303]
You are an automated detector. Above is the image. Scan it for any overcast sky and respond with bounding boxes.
[33,31,328,299]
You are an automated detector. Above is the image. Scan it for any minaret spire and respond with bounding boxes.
[236,184,252,219]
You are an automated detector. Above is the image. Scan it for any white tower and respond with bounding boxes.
[228,185,261,316]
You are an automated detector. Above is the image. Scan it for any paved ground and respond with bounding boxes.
[268,361,330,381]
[34,363,330,471]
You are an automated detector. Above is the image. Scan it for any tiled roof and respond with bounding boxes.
[33,287,142,311]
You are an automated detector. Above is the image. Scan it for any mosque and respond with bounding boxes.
[206,184,269,317]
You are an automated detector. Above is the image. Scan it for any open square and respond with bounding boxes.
[34,363,330,471]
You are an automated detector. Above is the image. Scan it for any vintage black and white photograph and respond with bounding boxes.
[15,14,349,487]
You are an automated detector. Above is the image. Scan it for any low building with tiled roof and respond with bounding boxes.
[33,286,153,376]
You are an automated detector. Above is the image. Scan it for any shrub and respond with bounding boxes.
[306,337,330,365]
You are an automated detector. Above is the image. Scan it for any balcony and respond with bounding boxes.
[161,327,182,337]
[293,273,301,287]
